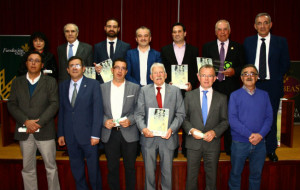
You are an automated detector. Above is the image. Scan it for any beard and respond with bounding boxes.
[106,30,118,38]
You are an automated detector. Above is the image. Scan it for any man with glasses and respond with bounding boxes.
[8,51,60,190]
[58,56,103,190]
[100,58,140,190]
[244,13,290,162]
[94,18,131,83]
[57,23,93,83]
[228,64,273,190]
[183,64,228,190]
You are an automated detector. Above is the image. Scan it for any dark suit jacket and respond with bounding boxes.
[58,76,103,145]
[125,48,161,85]
[94,39,131,83]
[182,88,228,150]
[244,35,290,98]
[57,41,93,83]
[202,40,245,97]
[101,80,140,143]
[134,83,185,150]
[7,74,59,141]
[161,43,199,89]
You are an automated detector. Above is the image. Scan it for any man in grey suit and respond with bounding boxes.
[94,18,131,83]
[135,63,185,190]
[7,51,60,190]
[57,23,93,83]
[183,64,228,190]
[101,58,140,190]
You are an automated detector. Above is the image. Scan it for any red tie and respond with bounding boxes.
[156,87,162,108]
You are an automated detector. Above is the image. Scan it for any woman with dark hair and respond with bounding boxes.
[18,32,58,78]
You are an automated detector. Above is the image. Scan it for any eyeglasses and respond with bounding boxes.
[199,74,215,78]
[27,59,41,63]
[69,64,82,68]
[113,66,127,71]
[241,73,258,77]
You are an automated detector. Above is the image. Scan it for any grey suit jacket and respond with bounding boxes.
[134,83,185,150]
[183,88,228,150]
[57,41,93,83]
[7,74,59,141]
[100,80,140,143]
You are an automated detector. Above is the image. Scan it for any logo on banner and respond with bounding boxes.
[284,75,300,99]
[2,43,29,56]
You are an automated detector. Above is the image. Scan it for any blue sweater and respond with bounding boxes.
[228,88,273,143]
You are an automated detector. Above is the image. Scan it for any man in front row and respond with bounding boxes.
[58,56,103,190]
[183,65,228,190]
[8,51,60,190]
[135,63,185,190]
[228,64,272,190]
[101,58,140,190]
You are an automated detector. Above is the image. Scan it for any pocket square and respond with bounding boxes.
[127,95,134,98]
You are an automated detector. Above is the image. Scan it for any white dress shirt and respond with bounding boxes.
[138,46,150,86]
[154,83,166,107]
[106,38,118,58]
[111,81,125,120]
[254,33,271,79]
[199,86,213,114]
[26,72,41,85]
[67,39,79,57]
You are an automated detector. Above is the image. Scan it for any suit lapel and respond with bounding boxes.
[134,49,141,82]
[73,76,87,108]
[105,82,112,117]
[31,74,45,98]
[114,39,122,60]
[194,88,204,124]
[21,75,30,100]
[206,91,217,123]
[62,43,68,62]
[76,42,83,57]
[163,84,171,108]
[168,44,178,64]
[212,41,220,60]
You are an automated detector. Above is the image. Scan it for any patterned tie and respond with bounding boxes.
[218,42,225,81]
[259,38,266,79]
[202,90,208,125]
[156,87,162,108]
[109,42,114,59]
[71,83,77,107]
[68,44,74,60]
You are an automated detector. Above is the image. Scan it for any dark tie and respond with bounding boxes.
[259,38,266,79]
[71,83,77,107]
[109,42,114,59]
[202,90,208,125]
[218,42,225,81]
[68,44,74,60]
[156,87,162,108]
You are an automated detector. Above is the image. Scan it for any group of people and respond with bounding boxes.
[7,12,290,190]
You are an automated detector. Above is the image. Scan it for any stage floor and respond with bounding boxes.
[1,125,299,162]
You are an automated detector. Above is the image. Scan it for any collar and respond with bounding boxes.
[199,86,213,93]
[173,41,186,48]
[154,82,166,89]
[107,38,118,44]
[257,33,271,41]
[242,85,256,95]
[137,46,150,53]
[70,76,83,87]
[68,39,79,46]
[217,39,229,46]
[26,72,41,85]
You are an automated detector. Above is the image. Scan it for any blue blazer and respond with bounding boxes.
[58,76,103,145]
[125,48,161,85]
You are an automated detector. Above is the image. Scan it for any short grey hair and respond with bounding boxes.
[255,13,272,24]
[136,26,151,37]
[241,64,258,75]
[150,63,166,74]
[64,23,79,33]
[215,19,231,31]
[198,64,216,75]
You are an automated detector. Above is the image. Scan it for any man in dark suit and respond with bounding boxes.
[244,13,290,162]
[183,64,228,190]
[126,26,161,86]
[161,22,199,91]
[57,23,93,83]
[94,18,131,83]
[101,58,140,190]
[58,56,103,190]
[135,63,185,190]
[202,19,245,155]
[8,51,60,190]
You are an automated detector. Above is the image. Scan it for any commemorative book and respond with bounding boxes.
[147,108,169,136]
[84,66,96,79]
[171,64,188,89]
[98,59,113,82]
[197,57,231,73]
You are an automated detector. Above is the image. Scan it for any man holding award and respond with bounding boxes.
[134,63,185,190]
[183,64,228,190]
[202,19,245,155]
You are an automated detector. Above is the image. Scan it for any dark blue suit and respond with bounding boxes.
[125,48,161,85]
[58,76,103,190]
[244,34,290,153]
[94,39,131,83]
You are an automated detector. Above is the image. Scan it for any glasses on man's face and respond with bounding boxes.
[241,73,258,77]
[113,66,127,71]
[27,59,41,63]
[199,74,215,78]
[69,64,82,68]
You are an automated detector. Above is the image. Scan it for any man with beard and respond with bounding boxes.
[94,18,131,83]
[228,64,272,189]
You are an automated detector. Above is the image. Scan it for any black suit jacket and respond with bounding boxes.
[57,41,93,83]
[202,40,245,97]
[161,43,199,89]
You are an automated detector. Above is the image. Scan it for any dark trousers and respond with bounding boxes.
[104,129,137,190]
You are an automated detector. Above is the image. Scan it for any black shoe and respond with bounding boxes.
[268,153,278,162]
